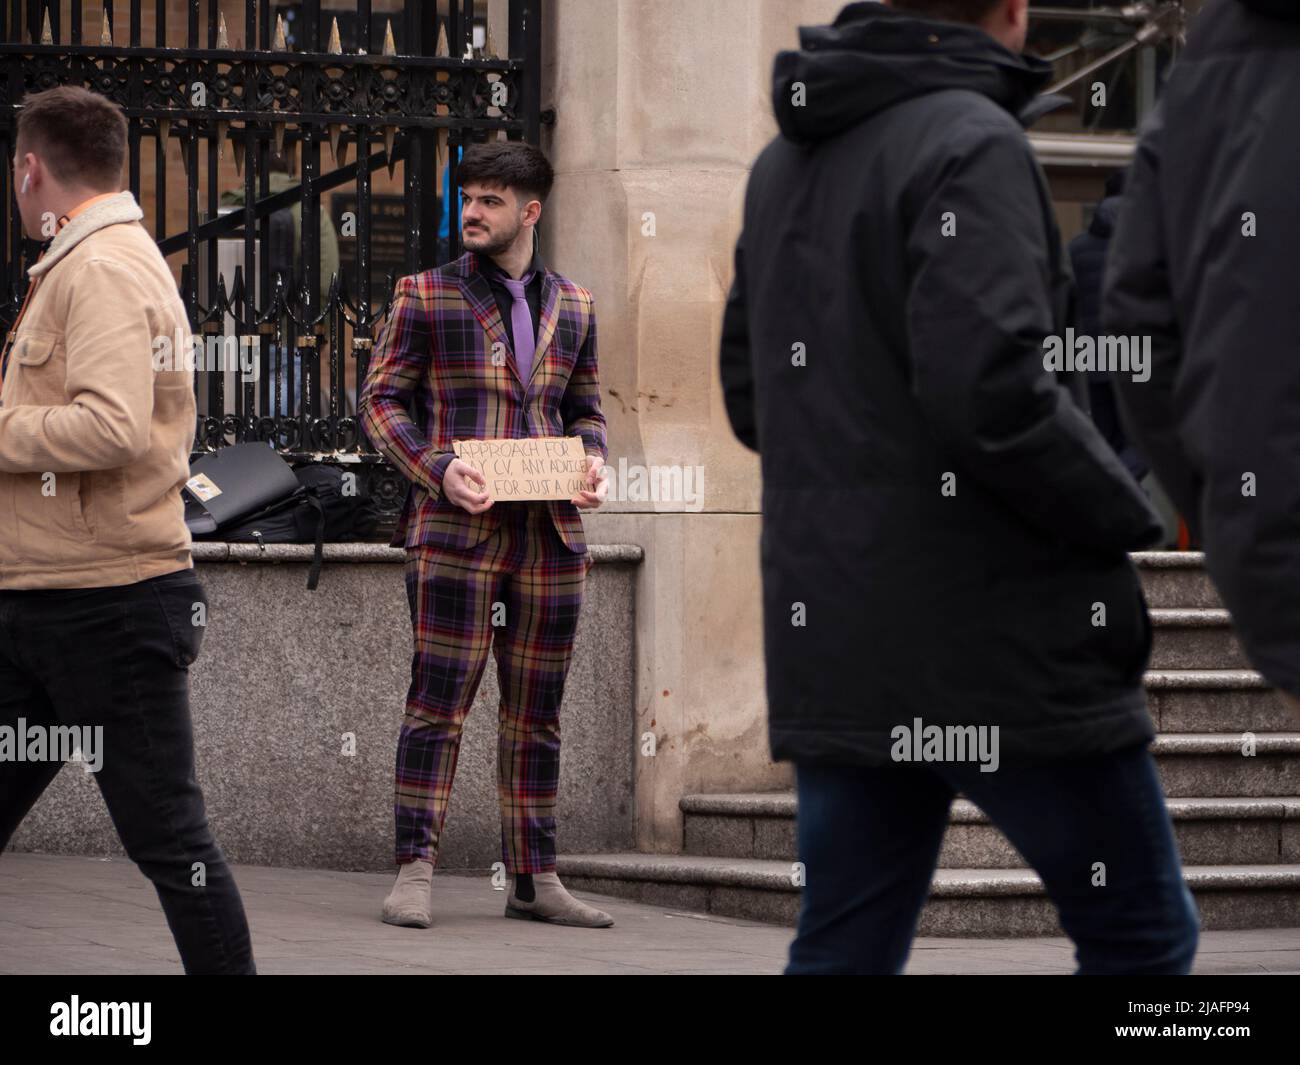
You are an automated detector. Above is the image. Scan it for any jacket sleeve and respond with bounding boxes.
[0,257,154,473]
[1101,102,1200,533]
[560,292,608,462]
[359,275,455,499]
[905,121,1163,556]
[719,225,758,452]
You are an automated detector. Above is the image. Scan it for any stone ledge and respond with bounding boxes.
[191,542,645,564]
[951,796,1300,823]
[1150,608,1234,627]
[1131,551,1207,568]
[1145,669,1269,689]
[558,854,1300,896]
[680,792,795,818]
[559,853,795,891]
[1151,732,1300,754]
[680,793,1300,823]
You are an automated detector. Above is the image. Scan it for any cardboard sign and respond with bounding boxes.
[452,436,590,501]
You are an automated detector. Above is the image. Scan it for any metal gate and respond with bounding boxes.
[1,0,543,536]
[1030,2,1186,131]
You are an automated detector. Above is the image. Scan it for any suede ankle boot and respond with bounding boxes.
[382,859,433,928]
[505,872,614,927]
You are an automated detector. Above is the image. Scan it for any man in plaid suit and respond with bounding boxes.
[360,142,613,929]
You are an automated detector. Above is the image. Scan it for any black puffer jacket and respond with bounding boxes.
[1104,0,1300,698]
[720,2,1164,766]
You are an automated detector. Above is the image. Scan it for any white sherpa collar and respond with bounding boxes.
[28,191,144,278]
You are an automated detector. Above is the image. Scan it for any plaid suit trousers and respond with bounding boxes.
[396,499,591,872]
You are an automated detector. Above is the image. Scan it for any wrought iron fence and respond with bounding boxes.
[1029,1,1186,133]
[1,0,543,536]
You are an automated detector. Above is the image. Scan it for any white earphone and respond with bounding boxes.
[20,173,30,195]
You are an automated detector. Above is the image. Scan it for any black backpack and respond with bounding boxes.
[191,458,364,589]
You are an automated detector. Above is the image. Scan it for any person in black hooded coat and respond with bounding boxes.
[1069,171,1151,483]
[1104,0,1300,720]
[720,0,1196,975]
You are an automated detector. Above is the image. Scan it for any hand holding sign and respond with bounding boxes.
[440,458,491,514]
[571,454,609,510]
[452,436,597,505]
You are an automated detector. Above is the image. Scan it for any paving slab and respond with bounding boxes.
[1,853,1297,975]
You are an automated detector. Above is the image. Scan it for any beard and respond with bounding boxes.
[462,217,521,257]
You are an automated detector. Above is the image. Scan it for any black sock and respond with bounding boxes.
[514,873,535,902]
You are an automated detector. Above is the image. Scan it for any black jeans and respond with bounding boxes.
[787,743,1200,975]
[0,568,255,974]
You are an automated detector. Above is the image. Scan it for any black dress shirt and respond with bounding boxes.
[477,248,544,362]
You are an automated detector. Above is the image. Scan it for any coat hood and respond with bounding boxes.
[772,1,1053,146]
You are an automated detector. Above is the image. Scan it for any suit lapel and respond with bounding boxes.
[458,267,522,389]
[456,255,560,397]
[527,272,561,393]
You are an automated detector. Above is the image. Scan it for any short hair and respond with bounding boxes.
[456,141,554,205]
[889,0,1003,23]
[15,86,126,190]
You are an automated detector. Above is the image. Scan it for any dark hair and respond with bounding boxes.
[456,141,554,205]
[15,86,126,190]
[889,0,1002,23]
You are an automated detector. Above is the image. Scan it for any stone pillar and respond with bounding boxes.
[540,0,842,852]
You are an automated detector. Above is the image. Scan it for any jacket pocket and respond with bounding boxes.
[1104,570,1154,681]
[13,330,56,367]
[0,474,16,560]
[12,470,94,564]
[9,331,63,406]
[71,472,95,537]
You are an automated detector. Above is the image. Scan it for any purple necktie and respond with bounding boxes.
[502,272,536,382]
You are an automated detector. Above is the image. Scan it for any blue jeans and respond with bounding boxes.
[787,743,1199,975]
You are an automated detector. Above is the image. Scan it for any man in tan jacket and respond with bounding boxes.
[0,86,254,974]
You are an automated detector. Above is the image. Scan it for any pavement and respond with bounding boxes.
[2,852,1299,975]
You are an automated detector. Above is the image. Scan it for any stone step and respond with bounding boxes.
[1150,609,1248,669]
[1153,733,1300,797]
[1133,551,1221,609]
[557,853,1300,935]
[1146,670,1291,732]
[680,793,1300,867]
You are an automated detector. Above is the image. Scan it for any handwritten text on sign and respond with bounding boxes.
[452,436,589,501]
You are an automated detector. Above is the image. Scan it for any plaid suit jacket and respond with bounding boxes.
[360,251,607,553]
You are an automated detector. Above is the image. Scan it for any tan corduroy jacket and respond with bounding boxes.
[0,191,195,589]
